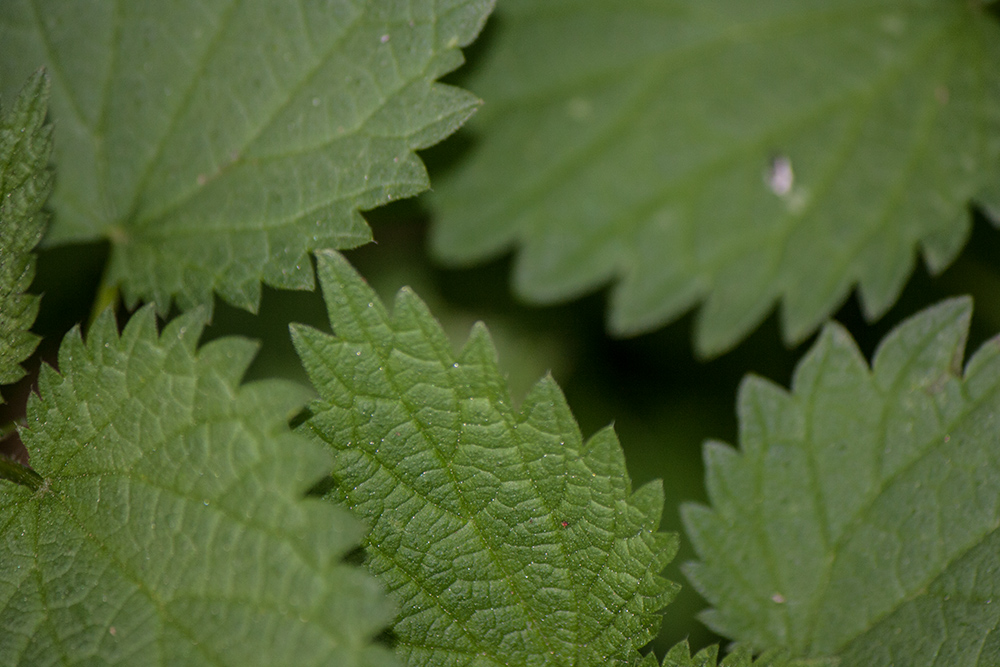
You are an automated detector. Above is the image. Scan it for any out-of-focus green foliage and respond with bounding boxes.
[430,0,1000,356]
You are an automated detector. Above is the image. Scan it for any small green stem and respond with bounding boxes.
[0,455,43,491]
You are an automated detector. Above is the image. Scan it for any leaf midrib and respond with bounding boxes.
[323,291,594,663]
[808,325,1000,654]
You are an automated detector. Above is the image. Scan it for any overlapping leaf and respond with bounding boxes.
[430,0,1000,355]
[0,307,397,666]
[683,298,1000,666]
[293,250,678,666]
[0,0,492,314]
[0,70,51,391]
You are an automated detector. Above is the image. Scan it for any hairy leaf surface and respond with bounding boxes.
[430,1,1000,355]
[0,0,492,314]
[0,307,397,666]
[293,250,678,666]
[0,70,51,391]
[683,298,1000,665]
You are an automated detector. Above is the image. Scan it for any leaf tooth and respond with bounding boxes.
[392,285,454,357]
[215,274,263,314]
[7,68,49,138]
[788,320,867,401]
[157,305,208,350]
[55,323,92,381]
[662,639,696,666]
[699,440,742,515]
[519,374,582,447]
[638,651,660,667]
[963,327,1000,385]
[718,645,753,667]
[920,210,971,274]
[871,295,971,386]
[402,83,482,151]
[855,241,916,323]
[581,425,628,495]
[630,479,666,531]
[457,320,496,362]
[261,250,315,292]
[29,361,64,421]
[289,323,347,405]
[736,375,799,460]
[196,336,260,388]
[650,531,681,573]
[86,305,126,350]
[435,0,496,52]
[679,505,727,593]
[314,250,391,342]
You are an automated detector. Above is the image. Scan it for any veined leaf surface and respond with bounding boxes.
[684,298,1000,666]
[430,1,1000,355]
[644,640,835,667]
[0,0,492,314]
[0,70,51,391]
[293,250,678,666]
[0,307,397,666]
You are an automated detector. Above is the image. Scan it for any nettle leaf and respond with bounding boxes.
[641,640,836,667]
[683,298,1000,666]
[293,250,678,666]
[0,0,493,314]
[429,1,1000,355]
[0,307,398,666]
[0,70,51,390]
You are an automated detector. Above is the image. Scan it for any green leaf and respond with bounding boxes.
[683,297,1000,666]
[641,640,837,667]
[0,0,493,314]
[293,250,679,666]
[0,306,398,666]
[429,1,1000,355]
[0,69,51,391]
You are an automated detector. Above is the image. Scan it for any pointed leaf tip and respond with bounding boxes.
[296,259,676,664]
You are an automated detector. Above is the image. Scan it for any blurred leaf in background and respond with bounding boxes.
[429,0,1000,356]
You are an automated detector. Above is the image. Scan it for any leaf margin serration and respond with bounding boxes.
[0,0,495,318]
[681,295,1000,666]
[291,249,679,666]
[427,0,1000,357]
[0,68,52,393]
[0,302,400,666]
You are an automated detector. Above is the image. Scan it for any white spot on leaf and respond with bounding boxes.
[767,155,794,196]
